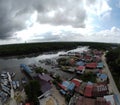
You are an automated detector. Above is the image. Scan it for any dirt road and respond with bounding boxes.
[102,54,120,103]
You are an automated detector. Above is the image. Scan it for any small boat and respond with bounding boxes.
[2,86,10,95]
[0,91,9,98]
[1,73,8,77]
[10,72,16,78]
[21,77,27,84]
[1,73,6,77]
[16,81,20,88]
[1,80,9,86]
[1,75,8,79]
[12,81,17,90]
[1,84,10,91]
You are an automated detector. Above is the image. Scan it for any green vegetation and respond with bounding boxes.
[24,80,40,105]
[76,72,97,83]
[106,46,120,91]
[35,67,48,74]
[0,42,117,57]
[52,75,62,88]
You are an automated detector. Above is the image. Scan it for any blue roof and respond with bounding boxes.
[62,81,70,87]
[97,73,107,79]
[97,62,104,68]
[20,64,33,74]
[67,82,75,90]
[76,61,85,66]
[62,81,75,91]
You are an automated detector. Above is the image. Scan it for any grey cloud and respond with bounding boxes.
[37,0,86,28]
[0,0,89,40]
[30,31,85,42]
[86,0,96,6]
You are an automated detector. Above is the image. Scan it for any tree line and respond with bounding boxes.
[106,46,120,91]
[0,42,118,57]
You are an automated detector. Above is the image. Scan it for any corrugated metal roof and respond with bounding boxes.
[76,66,85,71]
[84,85,93,97]
[38,73,52,82]
[86,62,97,69]
[98,73,108,80]
[97,62,104,68]
[71,78,82,87]
[59,81,75,91]
[76,61,85,66]
[40,80,52,93]
[20,64,33,73]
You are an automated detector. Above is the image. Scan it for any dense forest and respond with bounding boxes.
[106,47,120,91]
[0,42,117,57]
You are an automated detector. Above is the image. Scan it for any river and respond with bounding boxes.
[0,46,89,81]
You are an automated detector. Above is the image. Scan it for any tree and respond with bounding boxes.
[24,80,40,105]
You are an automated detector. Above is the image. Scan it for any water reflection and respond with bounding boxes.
[0,46,88,69]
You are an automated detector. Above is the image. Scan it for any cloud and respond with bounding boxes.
[0,0,115,44]
[85,0,112,19]
[29,31,85,42]
[0,0,88,40]
[37,0,87,28]
[90,26,120,43]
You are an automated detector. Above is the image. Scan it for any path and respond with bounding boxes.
[102,54,120,102]
[51,85,66,105]
[7,72,17,105]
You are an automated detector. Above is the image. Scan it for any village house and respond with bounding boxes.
[86,62,97,69]
[76,66,86,74]
[92,83,109,97]
[69,95,112,105]
[71,78,82,88]
[58,80,75,95]
[36,73,53,98]
[97,73,108,82]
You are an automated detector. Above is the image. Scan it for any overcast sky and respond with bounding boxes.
[0,0,120,44]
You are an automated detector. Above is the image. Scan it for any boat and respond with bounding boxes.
[1,73,6,77]
[1,84,10,91]
[0,91,9,102]
[10,72,16,78]
[16,81,20,88]
[1,79,9,86]
[12,81,17,90]
[21,77,27,84]
[1,73,8,78]
[1,86,10,95]
[1,75,8,79]
[1,81,10,88]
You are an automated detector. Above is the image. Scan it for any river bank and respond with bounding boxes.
[0,46,88,81]
[0,42,114,57]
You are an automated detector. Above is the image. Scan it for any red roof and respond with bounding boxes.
[71,79,81,87]
[25,103,31,105]
[76,96,95,105]
[86,62,97,69]
[76,66,85,71]
[84,85,93,97]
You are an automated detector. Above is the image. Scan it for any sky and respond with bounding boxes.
[0,0,120,45]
